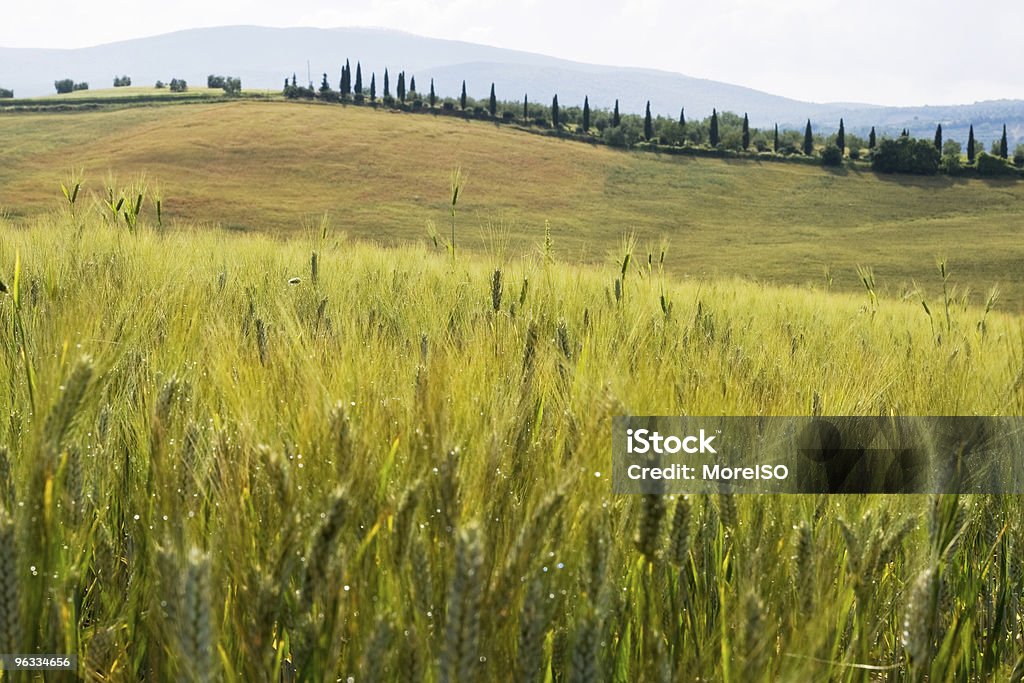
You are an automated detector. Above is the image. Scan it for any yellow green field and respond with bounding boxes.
[1,210,1022,680]
[1,99,1022,309]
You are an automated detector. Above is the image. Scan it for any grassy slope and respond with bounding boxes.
[0,214,1022,679]
[1,99,1022,310]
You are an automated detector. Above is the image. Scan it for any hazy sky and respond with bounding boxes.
[3,0,1022,106]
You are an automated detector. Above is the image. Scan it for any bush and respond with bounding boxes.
[940,154,963,176]
[975,152,1017,177]
[442,101,454,111]
[113,75,131,87]
[0,87,13,98]
[603,125,627,148]
[155,80,166,89]
[207,75,227,89]
[169,78,187,93]
[54,79,74,94]
[73,82,89,91]
[1014,144,1024,168]
[871,137,940,175]
[283,84,314,99]
[223,77,241,96]
[502,110,515,122]
[848,146,861,160]
[821,144,843,166]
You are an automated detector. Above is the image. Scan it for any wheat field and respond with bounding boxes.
[1,196,1023,681]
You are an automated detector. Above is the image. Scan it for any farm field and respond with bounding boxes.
[1,99,1022,309]
[1,211,1023,680]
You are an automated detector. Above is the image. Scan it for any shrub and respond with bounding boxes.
[849,145,861,160]
[1013,144,1024,168]
[0,87,13,98]
[940,153,963,176]
[169,78,187,93]
[54,79,75,94]
[222,77,241,96]
[73,82,89,91]
[283,84,314,99]
[113,75,131,87]
[871,137,940,175]
[442,101,454,111]
[502,110,515,122]
[207,75,227,89]
[975,152,1017,177]
[603,125,627,148]
[155,80,166,89]
[821,144,843,166]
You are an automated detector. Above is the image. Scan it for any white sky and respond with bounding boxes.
[3,0,1022,106]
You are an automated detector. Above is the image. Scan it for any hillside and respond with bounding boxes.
[2,25,1024,147]
[1,99,1022,309]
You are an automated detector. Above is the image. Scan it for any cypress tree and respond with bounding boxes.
[709,109,720,147]
[460,81,467,111]
[868,126,876,149]
[837,118,845,154]
[644,101,653,141]
[613,99,620,127]
[410,76,416,93]
[292,74,298,88]
[679,107,685,127]
[384,68,390,98]
[741,113,750,150]
[398,71,406,102]
[523,94,528,120]
[583,96,591,132]
[369,73,376,100]
[552,94,559,128]
[967,125,976,163]
[321,73,330,92]
[1000,124,1008,158]
[773,124,779,153]
[901,128,908,137]
[489,83,497,117]
[803,120,814,155]
[934,124,942,152]
[284,77,289,92]
[341,62,350,95]
[429,78,436,107]
[354,63,362,95]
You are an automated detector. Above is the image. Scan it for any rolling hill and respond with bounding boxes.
[1,26,1022,147]
[0,98,1021,309]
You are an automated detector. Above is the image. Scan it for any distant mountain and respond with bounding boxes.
[1,26,1021,146]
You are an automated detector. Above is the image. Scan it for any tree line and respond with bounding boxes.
[44,73,243,96]
[281,61,1023,178]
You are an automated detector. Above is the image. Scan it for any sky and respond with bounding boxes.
[3,0,1022,107]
